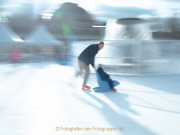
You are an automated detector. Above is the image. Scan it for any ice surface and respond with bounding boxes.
[0,63,180,135]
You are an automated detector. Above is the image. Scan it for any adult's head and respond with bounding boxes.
[98,41,104,50]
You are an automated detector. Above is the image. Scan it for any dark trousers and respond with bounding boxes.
[106,78,113,89]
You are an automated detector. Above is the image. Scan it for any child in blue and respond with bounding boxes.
[97,64,116,92]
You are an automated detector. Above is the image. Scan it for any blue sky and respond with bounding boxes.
[75,0,180,20]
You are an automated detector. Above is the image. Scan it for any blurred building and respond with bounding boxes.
[8,3,40,40]
[104,18,152,40]
[151,16,180,40]
[50,2,103,41]
[2,2,180,41]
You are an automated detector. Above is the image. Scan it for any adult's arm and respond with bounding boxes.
[89,45,98,67]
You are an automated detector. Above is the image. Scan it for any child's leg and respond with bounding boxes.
[107,78,114,89]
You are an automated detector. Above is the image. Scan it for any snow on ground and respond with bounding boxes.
[0,63,180,135]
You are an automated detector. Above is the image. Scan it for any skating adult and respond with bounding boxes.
[76,41,104,90]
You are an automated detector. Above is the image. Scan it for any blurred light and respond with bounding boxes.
[12,38,23,42]
[41,13,53,20]
[92,25,106,28]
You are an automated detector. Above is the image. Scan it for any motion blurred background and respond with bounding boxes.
[0,0,180,75]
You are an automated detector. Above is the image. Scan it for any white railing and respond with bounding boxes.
[71,40,180,75]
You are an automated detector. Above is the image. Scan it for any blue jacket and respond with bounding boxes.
[97,67,110,81]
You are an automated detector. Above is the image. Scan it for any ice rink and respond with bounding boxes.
[0,63,180,135]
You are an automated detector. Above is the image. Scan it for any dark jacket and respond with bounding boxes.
[78,44,99,67]
[97,67,110,81]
